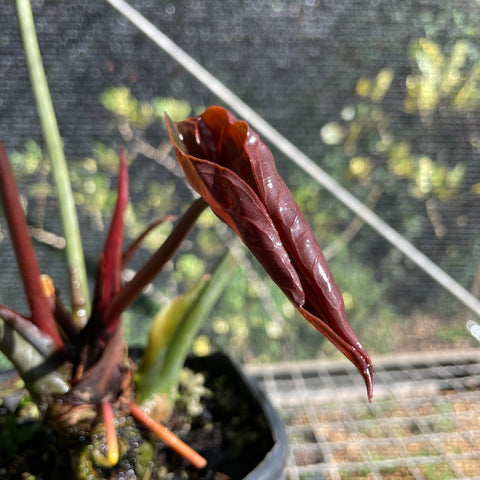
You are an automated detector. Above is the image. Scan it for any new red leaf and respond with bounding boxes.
[167,106,373,399]
[94,148,129,338]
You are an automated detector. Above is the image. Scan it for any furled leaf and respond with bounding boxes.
[166,113,304,305]
[92,148,129,338]
[136,251,237,407]
[167,106,373,399]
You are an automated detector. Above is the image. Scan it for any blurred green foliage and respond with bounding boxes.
[319,34,480,325]
[5,14,480,366]
[405,39,480,116]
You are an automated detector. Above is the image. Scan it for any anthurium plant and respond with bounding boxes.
[0,1,372,478]
[0,104,373,473]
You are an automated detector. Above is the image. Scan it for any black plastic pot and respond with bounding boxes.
[186,353,288,480]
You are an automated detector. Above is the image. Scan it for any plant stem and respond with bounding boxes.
[122,215,177,269]
[105,197,208,324]
[0,141,63,347]
[0,317,70,407]
[16,0,91,323]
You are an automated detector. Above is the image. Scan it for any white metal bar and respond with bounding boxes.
[105,0,480,318]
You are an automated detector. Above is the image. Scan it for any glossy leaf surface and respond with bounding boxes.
[167,106,373,399]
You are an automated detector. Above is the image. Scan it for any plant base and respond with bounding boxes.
[0,353,287,479]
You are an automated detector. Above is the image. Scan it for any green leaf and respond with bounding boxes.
[136,251,237,406]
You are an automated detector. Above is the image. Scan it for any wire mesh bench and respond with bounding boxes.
[248,349,480,480]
